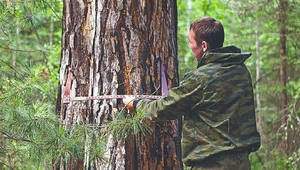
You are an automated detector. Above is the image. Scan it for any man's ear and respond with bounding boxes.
[201,41,209,52]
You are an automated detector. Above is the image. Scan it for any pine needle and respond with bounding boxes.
[104,109,153,141]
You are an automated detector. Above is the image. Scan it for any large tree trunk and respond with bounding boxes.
[56,0,182,169]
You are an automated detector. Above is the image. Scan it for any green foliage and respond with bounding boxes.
[105,109,153,140]
[288,148,300,170]
[250,151,293,170]
[0,64,108,169]
[0,0,62,66]
[0,64,55,169]
[0,1,64,168]
[177,0,232,78]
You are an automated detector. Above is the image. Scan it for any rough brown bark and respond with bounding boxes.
[56,0,182,169]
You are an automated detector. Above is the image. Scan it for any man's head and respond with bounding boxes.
[188,17,224,60]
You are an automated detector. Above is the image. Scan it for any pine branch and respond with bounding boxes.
[0,130,37,144]
[104,109,153,141]
[253,67,280,88]
[0,58,22,78]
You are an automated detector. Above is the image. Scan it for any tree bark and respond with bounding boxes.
[56,0,182,169]
[279,0,288,154]
[255,29,267,145]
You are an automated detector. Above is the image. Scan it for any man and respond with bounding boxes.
[123,17,260,170]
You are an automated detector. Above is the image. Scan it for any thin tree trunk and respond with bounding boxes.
[255,29,266,145]
[186,0,191,37]
[56,0,182,169]
[279,0,288,154]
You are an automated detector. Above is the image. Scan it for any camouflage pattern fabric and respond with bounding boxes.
[188,150,250,170]
[135,45,260,166]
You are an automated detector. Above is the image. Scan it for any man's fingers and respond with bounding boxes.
[123,96,135,110]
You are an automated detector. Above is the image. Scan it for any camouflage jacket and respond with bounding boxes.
[135,45,261,165]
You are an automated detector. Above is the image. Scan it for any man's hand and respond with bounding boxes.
[122,96,136,111]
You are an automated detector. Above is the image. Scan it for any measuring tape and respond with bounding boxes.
[62,63,168,104]
[63,95,162,103]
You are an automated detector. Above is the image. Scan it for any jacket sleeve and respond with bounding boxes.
[135,72,205,121]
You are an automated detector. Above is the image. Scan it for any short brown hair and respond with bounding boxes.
[190,17,224,49]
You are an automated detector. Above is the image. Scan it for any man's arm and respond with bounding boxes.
[123,74,205,121]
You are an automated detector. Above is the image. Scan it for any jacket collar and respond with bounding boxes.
[197,45,251,68]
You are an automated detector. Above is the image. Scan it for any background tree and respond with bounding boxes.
[56,0,182,169]
[225,0,300,169]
